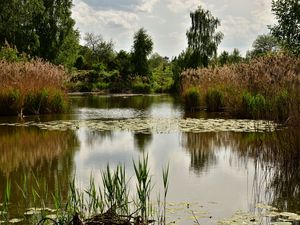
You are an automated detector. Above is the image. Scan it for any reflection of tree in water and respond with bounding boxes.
[85,129,113,147]
[181,132,220,174]
[181,129,300,213]
[260,129,300,212]
[133,132,153,152]
[0,126,79,215]
[232,129,300,212]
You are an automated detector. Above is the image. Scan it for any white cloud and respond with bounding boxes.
[72,0,276,57]
[137,0,159,13]
[72,1,138,31]
[166,0,201,13]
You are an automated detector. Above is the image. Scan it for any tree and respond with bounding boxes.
[0,0,78,65]
[250,34,280,57]
[186,6,223,68]
[218,51,229,66]
[34,0,77,61]
[229,48,242,64]
[132,28,153,76]
[270,0,300,54]
[115,50,133,78]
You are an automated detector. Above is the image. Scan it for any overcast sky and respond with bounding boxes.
[72,0,275,57]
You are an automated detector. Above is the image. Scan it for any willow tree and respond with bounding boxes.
[186,6,223,68]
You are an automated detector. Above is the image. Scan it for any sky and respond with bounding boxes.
[71,0,275,58]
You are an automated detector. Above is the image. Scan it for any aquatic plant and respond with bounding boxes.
[183,87,201,111]
[0,59,68,116]
[180,54,300,121]
[205,88,224,112]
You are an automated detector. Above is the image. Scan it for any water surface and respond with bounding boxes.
[0,94,299,224]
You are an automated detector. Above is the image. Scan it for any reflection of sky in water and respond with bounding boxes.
[75,103,183,120]
[74,128,266,225]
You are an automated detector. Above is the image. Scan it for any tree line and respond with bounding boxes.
[0,0,298,92]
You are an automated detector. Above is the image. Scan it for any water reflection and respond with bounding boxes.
[0,126,79,215]
[0,95,299,223]
[133,132,153,152]
[181,132,217,174]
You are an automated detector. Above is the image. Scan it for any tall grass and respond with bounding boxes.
[1,156,170,224]
[183,87,201,111]
[0,59,68,115]
[180,54,300,122]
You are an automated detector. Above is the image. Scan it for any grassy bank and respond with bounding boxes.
[0,60,68,116]
[181,54,300,123]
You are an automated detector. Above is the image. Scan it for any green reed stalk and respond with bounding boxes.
[133,154,152,222]
[162,164,169,225]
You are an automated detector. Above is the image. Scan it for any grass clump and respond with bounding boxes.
[0,59,67,116]
[241,92,269,119]
[205,88,224,112]
[183,87,201,111]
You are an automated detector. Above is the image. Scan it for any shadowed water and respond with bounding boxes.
[0,94,299,224]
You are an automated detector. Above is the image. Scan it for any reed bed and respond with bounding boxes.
[0,155,169,225]
[180,54,300,122]
[0,59,68,115]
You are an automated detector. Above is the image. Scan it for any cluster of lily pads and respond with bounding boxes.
[0,118,276,133]
[219,203,300,225]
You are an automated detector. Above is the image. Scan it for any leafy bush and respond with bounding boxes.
[183,87,201,111]
[206,89,224,112]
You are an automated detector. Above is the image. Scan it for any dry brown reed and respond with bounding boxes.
[0,59,67,115]
[180,54,300,121]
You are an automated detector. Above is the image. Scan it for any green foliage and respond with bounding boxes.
[55,30,80,68]
[0,0,78,66]
[275,90,290,122]
[0,89,67,115]
[183,87,201,111]
[133,154,152,222]
[206,89,224,112]
[0,44,22,62]
[0,89,20,115]
[115,50,133,79]
[248,34,280,58]
[186,6,223,68]
[75,55,86,70]
[132,28,153,76]
[131,77,152,94]
[270,0,300,55]
[216,49,242,66]
[242,92,269,119]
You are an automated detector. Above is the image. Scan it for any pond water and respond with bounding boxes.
[0,94,299,224]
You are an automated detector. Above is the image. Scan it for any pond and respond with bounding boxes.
[0,94,299,224]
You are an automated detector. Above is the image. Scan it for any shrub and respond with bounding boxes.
[205,89,224,112]
[183,87,201,111]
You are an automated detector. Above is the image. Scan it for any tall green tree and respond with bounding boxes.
[132,28,153,76]
[0,0,78,65]
[35,0,76,61]
[186,6,223,68]
[270,0,300,54]
[0,0,43,55]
